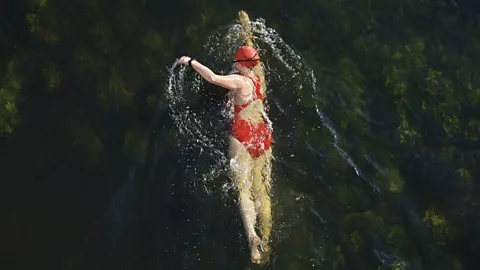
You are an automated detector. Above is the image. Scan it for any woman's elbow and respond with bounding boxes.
[207,74,217,83]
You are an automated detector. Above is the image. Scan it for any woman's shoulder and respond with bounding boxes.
[224,73,249,82]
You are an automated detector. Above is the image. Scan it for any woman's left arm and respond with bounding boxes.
[178,56,243,90]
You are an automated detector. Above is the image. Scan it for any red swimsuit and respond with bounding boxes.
[229,76,272,158]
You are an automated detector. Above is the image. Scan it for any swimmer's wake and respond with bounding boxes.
[168,10,274,264]
[165,9,372,266]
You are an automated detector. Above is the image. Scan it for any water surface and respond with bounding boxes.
[1,1,479,269]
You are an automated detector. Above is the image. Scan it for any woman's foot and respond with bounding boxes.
[249,235,261,264]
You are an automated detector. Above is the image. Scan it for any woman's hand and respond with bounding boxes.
[178,56,192,66]
[176,55,242,90]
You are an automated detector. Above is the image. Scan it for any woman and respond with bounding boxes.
[178,45,273,264]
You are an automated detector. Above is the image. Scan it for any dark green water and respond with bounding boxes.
[1,0,479,269]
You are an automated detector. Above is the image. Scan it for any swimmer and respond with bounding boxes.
[178,46,273,264]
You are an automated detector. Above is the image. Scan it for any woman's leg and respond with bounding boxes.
[228,136,261,263]
[251,148,273,252]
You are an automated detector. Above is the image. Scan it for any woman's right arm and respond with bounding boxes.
[178,56,243,90]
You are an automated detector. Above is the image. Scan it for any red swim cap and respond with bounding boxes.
[233,46,260,67]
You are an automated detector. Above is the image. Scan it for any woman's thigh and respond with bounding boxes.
[228,136,253,189]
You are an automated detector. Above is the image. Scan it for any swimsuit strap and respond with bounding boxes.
[232,76,263,114]
[234,103,249,114]
[245,76,263,101]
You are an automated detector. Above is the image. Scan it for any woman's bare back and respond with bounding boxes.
[229,75,265,123]
[231,74,256,105]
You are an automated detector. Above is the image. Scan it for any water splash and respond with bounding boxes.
[250,17,380,194]
[165,60,230,191]
[166,17,381,198]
